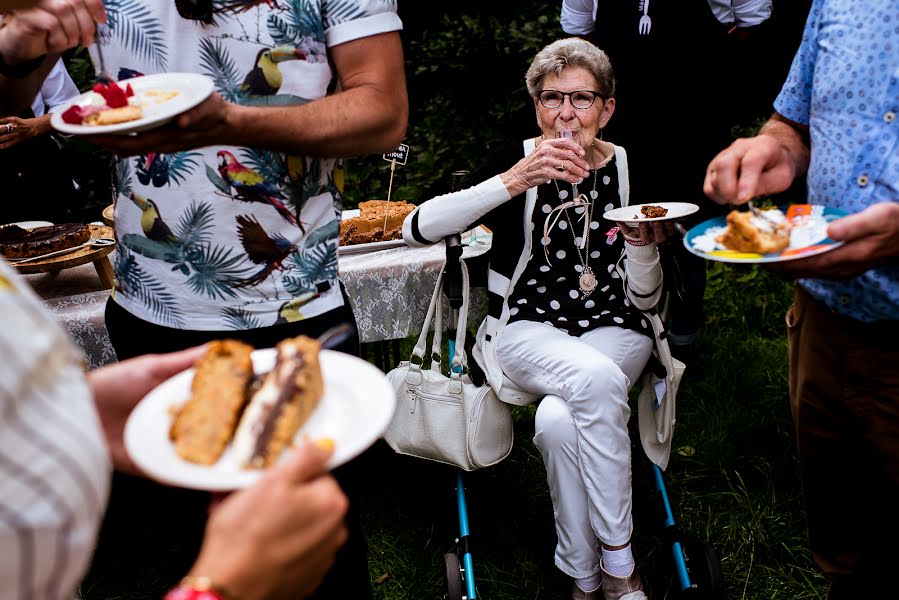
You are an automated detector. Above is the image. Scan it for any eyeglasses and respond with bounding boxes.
[175,0,213,23]
[537,90,606,110]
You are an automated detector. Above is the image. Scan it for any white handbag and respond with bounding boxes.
[384,258,513,471]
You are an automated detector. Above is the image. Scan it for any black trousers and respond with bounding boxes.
[85,289,372,599]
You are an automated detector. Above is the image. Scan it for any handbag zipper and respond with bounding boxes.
[408,389,463,414]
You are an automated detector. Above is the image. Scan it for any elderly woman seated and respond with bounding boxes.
[402,38,674,600]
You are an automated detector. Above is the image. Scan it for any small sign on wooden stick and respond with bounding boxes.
[381,143,410,233]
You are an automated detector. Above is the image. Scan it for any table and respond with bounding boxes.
[21,233,492,370]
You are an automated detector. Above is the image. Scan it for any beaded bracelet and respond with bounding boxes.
[163,576,231,600]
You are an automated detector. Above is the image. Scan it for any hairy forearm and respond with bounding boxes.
[759,113,810,179]
[225,84,407,157]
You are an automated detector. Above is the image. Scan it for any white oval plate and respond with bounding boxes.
[51,73,215,136]
[124,349,396,491]
[2,220,54,229]
[603,202,700,224]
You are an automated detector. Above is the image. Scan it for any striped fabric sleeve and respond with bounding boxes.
[0,263,110,600]
[623,242,663,310]
[403,175,512,247]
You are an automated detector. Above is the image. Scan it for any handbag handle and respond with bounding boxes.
[409,264,446,368]
[408,256,472,378]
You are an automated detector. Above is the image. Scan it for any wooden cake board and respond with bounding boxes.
[13,224,116,289]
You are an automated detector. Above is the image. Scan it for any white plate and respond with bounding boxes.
[338,209,408,255]
[603,202,700,224]
[684,204,847,264]
[124,349,397,491]
[51,73,215,136]
[339,238,407,255]
[2,221,54,229]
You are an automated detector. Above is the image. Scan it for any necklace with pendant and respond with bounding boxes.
[552,169,600,299]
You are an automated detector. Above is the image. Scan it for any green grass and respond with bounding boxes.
[79,264,827,599]
[356,263,827,600]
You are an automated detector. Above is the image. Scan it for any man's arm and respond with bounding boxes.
[92,31,408,158]
[703,112,810,205]
[0,0,104,114]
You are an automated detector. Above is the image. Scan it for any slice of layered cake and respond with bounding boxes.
[231,336,324,469]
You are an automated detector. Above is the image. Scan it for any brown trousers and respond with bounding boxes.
[787,286,899,598]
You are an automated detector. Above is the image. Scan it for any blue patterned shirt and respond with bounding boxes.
[774,0,899,322]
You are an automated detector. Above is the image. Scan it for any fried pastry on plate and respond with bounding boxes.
[716,209,792,254]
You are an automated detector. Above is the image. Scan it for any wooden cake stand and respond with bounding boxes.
[102,204,115,227]
[13,224,116,289]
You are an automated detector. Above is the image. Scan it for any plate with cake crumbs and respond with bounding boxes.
[124,347,397,491]
[602,202,700,224]
[683,204,848,264]
[51,72,214,136]
[338,208,409,255]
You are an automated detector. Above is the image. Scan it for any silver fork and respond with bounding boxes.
[638,0,652,35]
[94,25,115,84]
[746,198,766,218]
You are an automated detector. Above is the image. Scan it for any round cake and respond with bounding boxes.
[0,223,91,260]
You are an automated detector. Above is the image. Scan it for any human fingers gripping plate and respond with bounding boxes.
[124,349,397,491]
[51,73,214,136]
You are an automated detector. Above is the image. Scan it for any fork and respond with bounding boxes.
[746,198,766,219]
[94,25,115,84]
[638,0,652,35]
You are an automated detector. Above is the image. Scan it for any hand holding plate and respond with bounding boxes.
[87,345,208,475]
[767,202,899,279]
[89,92,232,156]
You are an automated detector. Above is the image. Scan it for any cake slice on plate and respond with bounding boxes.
[169,339,254,465]
[232,336,324,469]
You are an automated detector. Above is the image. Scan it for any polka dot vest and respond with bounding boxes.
[507,159,650,338]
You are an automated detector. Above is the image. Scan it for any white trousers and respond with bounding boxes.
[495,320,653,577]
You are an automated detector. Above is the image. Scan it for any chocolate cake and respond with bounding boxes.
[0,223,91,260]
[339,200,415,246]
[640,205,669,218]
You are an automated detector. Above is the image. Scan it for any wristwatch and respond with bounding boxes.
[0,52,46,79]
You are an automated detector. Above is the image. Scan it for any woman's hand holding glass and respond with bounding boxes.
[500,136,590,198]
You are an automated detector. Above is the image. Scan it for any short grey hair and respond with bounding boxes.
[525,38,615,99]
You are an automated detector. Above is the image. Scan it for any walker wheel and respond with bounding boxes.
[682,540,726,599]
[443,552,464,600]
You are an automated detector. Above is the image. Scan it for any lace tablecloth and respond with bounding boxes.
[22,236,492,369]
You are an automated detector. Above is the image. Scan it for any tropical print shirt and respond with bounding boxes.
[95,0,401,330]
